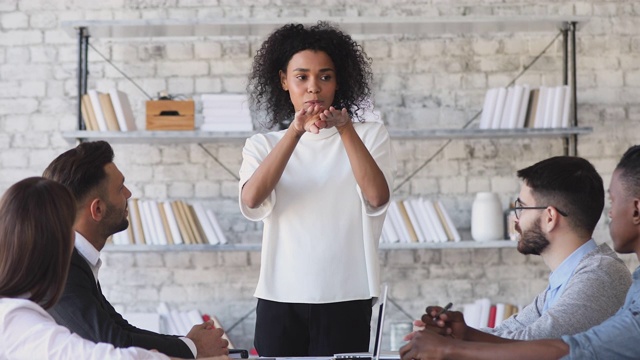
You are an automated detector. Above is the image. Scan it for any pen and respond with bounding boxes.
[432,302,453,322]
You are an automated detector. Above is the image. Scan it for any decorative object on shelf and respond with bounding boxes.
[146,99,195,130]
[471,192,504,242]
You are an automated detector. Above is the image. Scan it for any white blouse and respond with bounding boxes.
[0,298,170,360]
[239,122,396,303]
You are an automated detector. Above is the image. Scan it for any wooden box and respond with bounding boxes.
[146,100,195,130]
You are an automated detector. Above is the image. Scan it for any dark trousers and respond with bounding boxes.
[254,298,372,357]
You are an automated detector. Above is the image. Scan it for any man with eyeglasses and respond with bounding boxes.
[412,156,631,343]
[401,147,640,359]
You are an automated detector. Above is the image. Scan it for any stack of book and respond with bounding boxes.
[110,199,227,246]
[81,89,137,131]
[199,94,253,132]
[462,298,521,329]
[479,85,571,129]
[381,198,461,244]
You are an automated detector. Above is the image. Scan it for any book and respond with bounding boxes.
[412,198,437,243]
[542,86,556,128]
[108,88,137,131]
[402,199,426,243]
[423,199,448,242]
[148,200,168,245]
[435,201,461,242]
[192,203,219,245]
[128,199,145,245]
[200,122,254,132]
[157,202,174,245]
[172,201,193,245]
[515,84,531,128]
[533,86,548,128]
[499,86,516,129]
[98,92,121,131]
[479,88,499,129]
[487,305,497,328]
[184,203,205,244]
[396,200,418,243]
[524,88,540,128]
[550,85,565,128]
[138,200,156,245]
[163,201,183,245]
[433,200,454,241]
[87,90,108,131]
[206,209,228,245]
[490,87,507,129]
[494,303,506,328]
[80,94,97,131]
[388,201,412,243]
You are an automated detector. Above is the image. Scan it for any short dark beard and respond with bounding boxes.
[517,219,550,255]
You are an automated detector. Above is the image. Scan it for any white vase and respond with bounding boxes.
[471,192,504,241]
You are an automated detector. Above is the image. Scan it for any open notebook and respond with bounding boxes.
[334,284,399,360]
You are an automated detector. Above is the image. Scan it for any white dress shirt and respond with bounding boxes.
[0,297,170,360]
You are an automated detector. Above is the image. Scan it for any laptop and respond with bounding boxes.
[334,284,399,360]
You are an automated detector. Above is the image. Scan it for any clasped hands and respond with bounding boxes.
[399,305,469,360]
[292,104,351,135]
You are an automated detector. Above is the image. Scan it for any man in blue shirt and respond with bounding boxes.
[413,156,630,341]
[400,145,640,360]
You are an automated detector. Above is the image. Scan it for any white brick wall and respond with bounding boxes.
[1,0,640,350]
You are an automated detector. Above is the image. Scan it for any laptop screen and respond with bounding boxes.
[372,283,388,360]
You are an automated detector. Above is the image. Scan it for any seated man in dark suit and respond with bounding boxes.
[43,140,229,359]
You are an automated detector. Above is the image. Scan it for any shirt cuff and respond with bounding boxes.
[180,336,197,358]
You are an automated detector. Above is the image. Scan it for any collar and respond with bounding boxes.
[548,239,597,290]
[74,231,102,283]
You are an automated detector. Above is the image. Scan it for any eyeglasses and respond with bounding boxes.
[513,198,569,220]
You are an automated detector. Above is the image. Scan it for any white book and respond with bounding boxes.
[550,86,565,128]
[138,201,156,245]
[463,302,482,329]
[412,198,436,243]
[499,86,516,129]
[157,302,178,335]
[403,199,426,243]
[543,86,557,128]
[515,84,531,128]
[561,85,571,128]
[108,88,137,131]
[388,201,411,243]
[477,298,492,329]
[206,209,227,244]
[494,303,506,328]
[436,201,461,242]
[149,200,168,245]
[186,309,203,327]
[202,108,252,118]
[506,85,524,129]
[534,86,548,128]
[122,312,160,333]
[170,309,190,335]
[192,203,219,245]
[163,201,183,245]
[490,87,507,129]
[200,93,248,105]
[382,215,399,243]
[423,199,449,242]
[128,199,144,245]
[87,89,108,131]
[479,88,499,129]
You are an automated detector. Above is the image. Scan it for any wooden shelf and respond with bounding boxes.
[62,16,587,40]
[102,240,517,252]
[61,127,592,144]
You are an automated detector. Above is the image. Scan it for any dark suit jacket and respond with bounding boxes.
[48,249,194,358]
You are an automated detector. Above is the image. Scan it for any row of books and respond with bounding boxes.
[111,199,227,246]
[381,198,461,244]
[462,298,522,329]
[81,89,137,131]
[199,94,253,132]
[124,303,234,347]
[479,85,571,129]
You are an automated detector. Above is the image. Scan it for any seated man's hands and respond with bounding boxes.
[400,329,453,360]
[405,305,470,341]
[186,321,230,358]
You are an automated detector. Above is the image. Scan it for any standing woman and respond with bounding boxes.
[240,22,396,357]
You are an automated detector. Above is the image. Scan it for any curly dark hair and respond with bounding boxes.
[248,21,373,129]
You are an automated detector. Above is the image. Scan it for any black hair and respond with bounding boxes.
[248,21,373,129]
[615,145,640,197]
[517,156,604,236]
[42,141,115,204]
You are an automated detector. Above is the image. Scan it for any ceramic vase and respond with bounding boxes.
[471,192,504,241]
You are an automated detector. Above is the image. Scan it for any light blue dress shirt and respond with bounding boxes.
[562,265,640,359]
[543,239,598,312]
